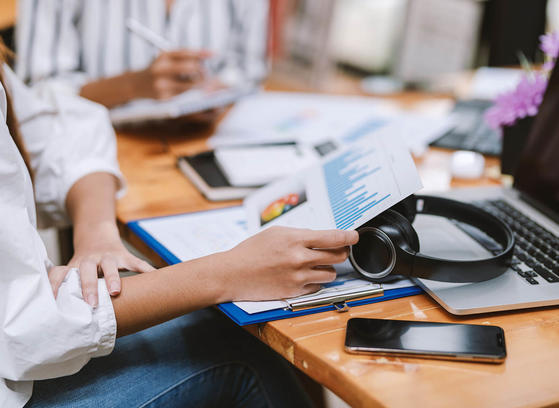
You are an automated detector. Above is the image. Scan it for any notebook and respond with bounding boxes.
[109,85,255,125]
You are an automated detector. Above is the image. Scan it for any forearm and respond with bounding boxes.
[64,173,230,336]
[66,172,120,245]
[112,252,231,337]
[79,70,150,108]
[111,226,358,337]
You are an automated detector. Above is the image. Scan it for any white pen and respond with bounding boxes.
[126,17,173,51]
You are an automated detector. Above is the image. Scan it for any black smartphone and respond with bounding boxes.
[345,318,506,363]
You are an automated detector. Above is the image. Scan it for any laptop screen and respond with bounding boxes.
[514,62,559,216]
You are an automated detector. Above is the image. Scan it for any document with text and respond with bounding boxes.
[244,129,422,233]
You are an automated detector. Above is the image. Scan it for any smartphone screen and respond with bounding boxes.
[345,318,506,363]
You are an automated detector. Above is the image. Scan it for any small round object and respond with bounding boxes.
[349,227,396,281]
[449,150,485,179]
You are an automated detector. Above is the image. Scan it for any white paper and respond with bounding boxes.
[233,274,416,314]
[209,91,454,157]
[208,91,399,148]
[337,112,455,156]
[110,85,255,125]
[244,128,423,233]
[215,144,319,187]
[137,206,248,262]
[468,67,523,100]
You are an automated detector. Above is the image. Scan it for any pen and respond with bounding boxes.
[126,18,173,52]
[126,17,214,79]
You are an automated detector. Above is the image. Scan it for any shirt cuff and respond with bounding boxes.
[58,269,118,359]
[58,158,127,211]
[91,278,117,358]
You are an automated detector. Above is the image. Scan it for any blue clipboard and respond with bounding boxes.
[128,215,423,326]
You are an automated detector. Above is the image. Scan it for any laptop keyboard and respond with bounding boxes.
[430,100,501,156]
[471,200,559,285]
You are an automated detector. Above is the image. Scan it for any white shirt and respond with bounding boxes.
[0,66,123,408]
[16,0,269,94]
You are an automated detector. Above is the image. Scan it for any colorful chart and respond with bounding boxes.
[260,192,307,225]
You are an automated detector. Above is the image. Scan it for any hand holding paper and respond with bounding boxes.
[220,226,358,301]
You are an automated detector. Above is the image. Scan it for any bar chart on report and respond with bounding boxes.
[323,147,390,230]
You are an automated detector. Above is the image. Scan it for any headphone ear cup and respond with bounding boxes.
[368,209,420,253]
[351,209,419,282]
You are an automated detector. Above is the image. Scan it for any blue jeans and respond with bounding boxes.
[26,308,312,408]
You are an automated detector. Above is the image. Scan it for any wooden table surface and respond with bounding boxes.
[115,78,559,407]
[0,0,16,31]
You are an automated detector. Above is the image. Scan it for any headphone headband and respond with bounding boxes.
[407,195,515,282]
[350,195,515,283]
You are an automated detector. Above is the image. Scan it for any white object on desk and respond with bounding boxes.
[137,206,248,261]
[449,150,485,179]
[468,67,523,100]
[208,91,453,155]
[208,91,399,148]
[109,85,255,125]
[215,144,319,187]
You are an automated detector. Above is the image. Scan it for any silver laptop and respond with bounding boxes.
[414,64,559,315]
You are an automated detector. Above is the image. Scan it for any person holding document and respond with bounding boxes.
[0,43,358,406]
[16,0,268,121]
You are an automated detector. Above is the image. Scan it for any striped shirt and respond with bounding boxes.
[15,0,269,93]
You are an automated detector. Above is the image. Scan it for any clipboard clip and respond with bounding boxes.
[284,286,384,312]
[333,301,350,312]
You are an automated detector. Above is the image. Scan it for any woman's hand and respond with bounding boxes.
[48,222,155,307]
[219,226,359,301]
[139,49,212,100]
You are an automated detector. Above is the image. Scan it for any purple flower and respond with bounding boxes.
[543,60,556,72]
[540,31,559,59]
[485,74,547,130]
[485,31,558,130]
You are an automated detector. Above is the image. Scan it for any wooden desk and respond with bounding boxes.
[115,85,559,408]
[0,0,16,31]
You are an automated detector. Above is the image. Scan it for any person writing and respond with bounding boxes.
[0,43,358,407]
[16,0,268,118]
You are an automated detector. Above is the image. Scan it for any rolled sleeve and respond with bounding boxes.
[0,207,117,383]
[91,278,118,358]
[3,66,126,227]
[56,269,117,359]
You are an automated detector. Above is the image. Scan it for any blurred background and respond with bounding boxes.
[1,0,557,92]
[268,0,555,92]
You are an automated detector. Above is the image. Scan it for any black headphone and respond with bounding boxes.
[349,195,515,283]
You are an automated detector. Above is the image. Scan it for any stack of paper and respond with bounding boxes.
[208,91,454,156]
[208,91,398,148]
